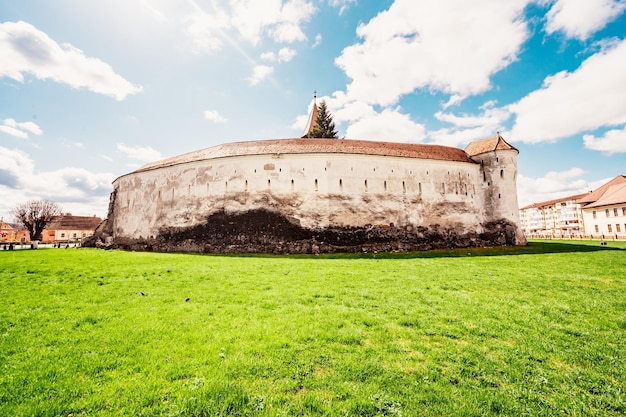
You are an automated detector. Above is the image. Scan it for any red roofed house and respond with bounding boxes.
[41,214,103,243]
[579,176,626,239]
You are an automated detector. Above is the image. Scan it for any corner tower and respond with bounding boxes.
[465,134,526,245]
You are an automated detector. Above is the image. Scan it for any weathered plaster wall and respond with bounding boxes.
[103,148,525,253]
[112,152,485,236]
[473,149,525,244]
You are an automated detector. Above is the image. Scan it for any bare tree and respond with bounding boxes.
[13,200,62,241]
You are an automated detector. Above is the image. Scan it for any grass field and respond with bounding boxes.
[1,240,625,416]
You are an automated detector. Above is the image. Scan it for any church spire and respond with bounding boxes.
[301,90,319,138]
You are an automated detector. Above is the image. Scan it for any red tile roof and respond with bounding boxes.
[464,134,518,157]
[46,215,103,231]
[577,175,626,204]
[583,182,626,208]
[520,193,589,210]
[135,138,476,173]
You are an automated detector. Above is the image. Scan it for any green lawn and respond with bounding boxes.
[1,241,625,416]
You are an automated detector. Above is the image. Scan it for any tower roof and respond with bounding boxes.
[301,95,319,138]
[464,134,518,157]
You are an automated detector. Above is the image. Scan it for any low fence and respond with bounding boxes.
[525,234,626,241]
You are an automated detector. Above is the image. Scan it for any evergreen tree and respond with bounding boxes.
[308,100,338,138]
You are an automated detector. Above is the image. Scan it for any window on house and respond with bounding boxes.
[61,233,65,238]
[608,224,613,233]
[594,225,599,233]
[622,207,626,216]
[614,208,618,216]
[606,209,610,217]
[593,211,596,219]
[73,233,77,238]
[616,224,621,233]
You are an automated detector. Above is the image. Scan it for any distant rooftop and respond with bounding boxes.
[520,193,589,210]
[47,215,103,231]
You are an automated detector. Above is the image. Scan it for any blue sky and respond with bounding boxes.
[1,0,625,220]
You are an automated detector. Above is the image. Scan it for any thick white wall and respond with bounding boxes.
[112,152,492,239]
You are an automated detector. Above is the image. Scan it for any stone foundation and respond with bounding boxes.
[87,208,523,254]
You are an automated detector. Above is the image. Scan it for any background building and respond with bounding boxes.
[520,175,626,239]
[2,215,102,244]
[578,176,626,239]
[42,214,103,243]
[519,194,587,237]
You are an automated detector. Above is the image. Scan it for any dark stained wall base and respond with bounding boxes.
[89,208,523,254]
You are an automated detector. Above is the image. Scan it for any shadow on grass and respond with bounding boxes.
[228,240,626,260]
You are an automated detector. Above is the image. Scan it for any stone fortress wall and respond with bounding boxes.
[99,136,526,253]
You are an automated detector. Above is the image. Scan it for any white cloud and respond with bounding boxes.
[509,38,626,143]
[278,47,297,62]
[583,126,626,154]
[0,146,114,220]
[428,102,512,147]
[117,143,162,162]
[183,0,315,53]
[261,47,296,62]
[335,0,531,107]
[329,0,357,15]
[312,33,323,48]
[184,3,230,53]
[435,104,511,129]
[0,21,142,100]
[204,109,228,123]
[247,65,274,85]
[345,108,426,142]
[0,125,27,139]
[516,168,607,207]
[293,91,424,142]
[544,0,626,40]
[429,126,503,148]
[0,118,43,139]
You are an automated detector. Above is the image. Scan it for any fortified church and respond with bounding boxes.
[93,100,526,253]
